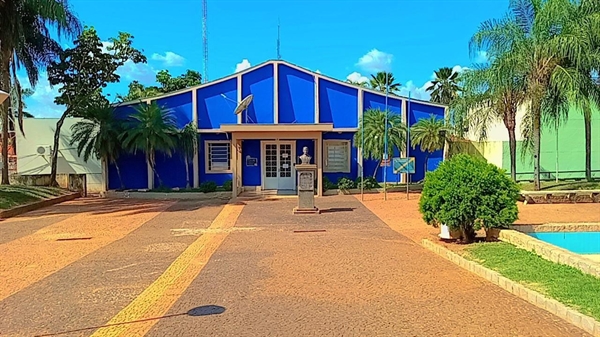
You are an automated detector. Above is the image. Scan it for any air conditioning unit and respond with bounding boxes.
[36,145,52,156]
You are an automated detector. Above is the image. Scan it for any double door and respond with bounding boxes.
[262,141,295,190]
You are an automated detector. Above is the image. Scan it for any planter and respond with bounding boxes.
[439,224,462,240]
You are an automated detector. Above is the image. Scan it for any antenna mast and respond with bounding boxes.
[277,18,281,60]
[202,0,208,83]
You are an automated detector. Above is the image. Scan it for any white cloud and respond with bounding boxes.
[101,41,113,53]
[116,60,157,84]
[151,51,185,67]
[399,80,432,101]
[20,73,64,118]
[346,71,369,84]
[235,59,251,72]
[356,49,393,73]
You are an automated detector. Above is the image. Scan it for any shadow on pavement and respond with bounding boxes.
[33,305,226,337]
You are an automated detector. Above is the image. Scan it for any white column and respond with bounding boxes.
[192,89,200,188]
[274,62,279,124]
[357,88,364,178]
[232,133,238,198]
[237,74,242,124]
[314,76,319,123]
[317,133,323,197]
[402,99,408,184]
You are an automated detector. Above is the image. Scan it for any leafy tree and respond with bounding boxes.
[176,122,198,189]
[119,69,202,101]
[47,26,146,185]
[410,115,449,175]
[426,67,461,105]
[471,0,600,190]
[419,154,520,243]
[0,0,81,184]
[369,72,401,93]
[70,104,126,189]
[121,102,177,187]
[456,58,527,181]
[354,108,406,177]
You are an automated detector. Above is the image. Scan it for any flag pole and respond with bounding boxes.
[383,73,389,201]
[361,107,364,201]
[406,91,411,200]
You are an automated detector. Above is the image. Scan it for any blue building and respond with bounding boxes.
[110,60,447,197]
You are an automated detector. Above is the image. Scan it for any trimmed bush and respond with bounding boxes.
[337,177,355,191]
[323,176,337,191]
[222,180,233,191]
[199,181,217,193]
[419,154,519,243]
[355,176,380,190]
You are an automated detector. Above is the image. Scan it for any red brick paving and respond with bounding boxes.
[149,196,588,336]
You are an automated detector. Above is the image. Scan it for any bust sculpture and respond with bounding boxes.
[298,146,312,164]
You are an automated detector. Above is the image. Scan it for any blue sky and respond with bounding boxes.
[22,0,508,117]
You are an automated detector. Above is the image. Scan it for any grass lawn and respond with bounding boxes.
[0,185,65,210]
[519,180,600,191]
[464,242,600,321]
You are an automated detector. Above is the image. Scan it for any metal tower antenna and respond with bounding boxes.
[277,18,281,60]
[202,0,208,83]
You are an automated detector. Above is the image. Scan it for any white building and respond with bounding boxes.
[15,118,105,193]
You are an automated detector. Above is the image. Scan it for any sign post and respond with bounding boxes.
[393,157,415,199]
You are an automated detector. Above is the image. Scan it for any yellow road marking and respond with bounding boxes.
[90,203,244,337]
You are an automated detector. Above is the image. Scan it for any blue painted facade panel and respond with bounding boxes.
[363,92,402,115]
[242,65,274,124]
[408,101,446,181]
[278,64,315,123]
[108,152,147,190]
[319,80,358,128]
[154,150,191,189]
[154,92,193,129]
[242,140,261,186]
[322,132,358,184]
[197,79,238,129]
[199,133,233,186]
[113,104,139,121]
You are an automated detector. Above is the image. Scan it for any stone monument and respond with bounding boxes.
[293,146,320,214]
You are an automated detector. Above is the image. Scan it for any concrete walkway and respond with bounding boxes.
[148,196,586,336]
[0,196,590,336]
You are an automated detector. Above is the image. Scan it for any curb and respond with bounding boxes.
[104,190,231,201]
[421,239,600,337]
[0,192,80,220]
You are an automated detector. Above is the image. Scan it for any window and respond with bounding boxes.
[205,141,231,173]
[324,140,351,173]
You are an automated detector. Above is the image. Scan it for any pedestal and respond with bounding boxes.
[293,164,320,214]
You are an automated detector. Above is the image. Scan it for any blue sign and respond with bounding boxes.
[393,157,415,174]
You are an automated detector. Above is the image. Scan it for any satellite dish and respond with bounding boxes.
[234,94,253,115]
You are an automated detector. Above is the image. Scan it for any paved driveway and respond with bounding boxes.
[0,196,589,336]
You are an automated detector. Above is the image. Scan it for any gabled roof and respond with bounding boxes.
[116,59,447,109]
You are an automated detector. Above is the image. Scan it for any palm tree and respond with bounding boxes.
[457,59,527,181]
[369,72,401,93]
[177,122,197,189]
[410,115,449,175]
[70,104,126,190]
[471,0,600,190]
[427,67,461,105]
[346,80,368,88]
[121,102,177,188]
[0,0,81,184]
[354,108,406,177]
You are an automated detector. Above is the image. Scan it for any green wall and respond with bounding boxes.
[501,106,600,181]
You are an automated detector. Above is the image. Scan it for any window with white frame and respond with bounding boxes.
[205,141,231,173]
[324,140,351,173]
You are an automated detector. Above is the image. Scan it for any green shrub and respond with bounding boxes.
[355,176,380,190]
[199,181,217,193]
[337,177,355,190]
[222,179,233,191]
[419,154,520,243]
[323,176,337,191]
